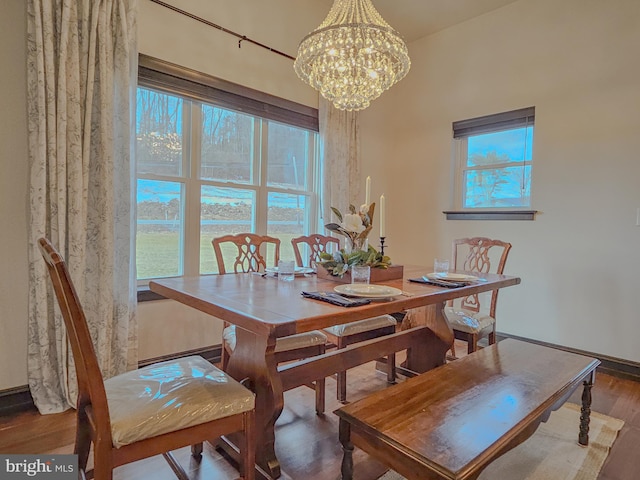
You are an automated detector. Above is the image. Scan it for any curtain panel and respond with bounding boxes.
[319,97,361,242]
[26,0,138,413]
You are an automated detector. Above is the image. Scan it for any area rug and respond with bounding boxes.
[377,403,624,480]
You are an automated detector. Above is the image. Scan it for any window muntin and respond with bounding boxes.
[136,86,319,283]
[453,108,534,210]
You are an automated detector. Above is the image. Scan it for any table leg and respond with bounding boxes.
[339,419,354,480]
[579,372,595,446]
[401,302,453,373]
[227,327,284,479]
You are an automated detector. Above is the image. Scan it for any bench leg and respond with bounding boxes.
[337,371,347,403]
[468,333,479,354]
[579,375,594,446]
[315,378,325,415]
[387,352,396,384]
[339,419,354,480]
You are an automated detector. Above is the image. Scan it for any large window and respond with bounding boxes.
[452,107,534,210]
[136,58,319,282]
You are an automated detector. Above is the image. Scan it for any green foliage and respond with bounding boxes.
[318,245,392,277]
[330,206,343,223]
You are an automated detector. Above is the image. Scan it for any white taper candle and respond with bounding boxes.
[379,194,385,237]
[365,176,371,205]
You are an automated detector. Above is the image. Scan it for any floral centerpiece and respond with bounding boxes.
[319,203,392,277]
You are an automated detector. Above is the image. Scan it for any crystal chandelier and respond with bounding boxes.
[294,0,411,111]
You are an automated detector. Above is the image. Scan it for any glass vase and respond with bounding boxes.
[345,236,368,254]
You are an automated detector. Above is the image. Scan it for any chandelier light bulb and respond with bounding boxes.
[294,0,411,111]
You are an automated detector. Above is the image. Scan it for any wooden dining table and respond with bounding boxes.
[149,265,520,479]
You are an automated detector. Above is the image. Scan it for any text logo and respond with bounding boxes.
[0,455,77,479]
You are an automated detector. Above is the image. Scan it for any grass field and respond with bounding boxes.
[137,232,301,279]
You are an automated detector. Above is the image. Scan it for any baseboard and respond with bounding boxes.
[496,332,640,382]
[137,344,222,368]
[0,345,223,417]
[0,385,35,417]
[2,337,638,416]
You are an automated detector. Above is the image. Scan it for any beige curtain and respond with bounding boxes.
[318,97,361,237]
[26,0,138,413]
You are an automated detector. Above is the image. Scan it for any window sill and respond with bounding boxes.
[443,210,537,221]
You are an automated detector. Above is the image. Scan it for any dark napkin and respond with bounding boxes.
[301,291,372,307]
[408,277,466,288]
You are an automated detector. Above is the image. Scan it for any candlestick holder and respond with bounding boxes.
[379,236,386,256]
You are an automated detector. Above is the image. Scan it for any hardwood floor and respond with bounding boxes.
[1,343,638,480]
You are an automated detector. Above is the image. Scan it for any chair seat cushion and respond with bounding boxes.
[323,314,397,337]
[223,325,327,353]
[444,307,495,334]
[104,355,254,448]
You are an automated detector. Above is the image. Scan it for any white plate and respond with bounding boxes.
[265,266,314,276]
[334,284,403,298]
[426,272,479,282]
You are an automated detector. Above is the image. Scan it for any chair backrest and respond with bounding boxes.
[291,234,340,268]
[212,233,280,274]
[451,237,512,316]
[37,238,112,435]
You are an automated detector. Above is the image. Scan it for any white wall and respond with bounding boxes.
[137,0,325,108]
[137,299,224,360]
[0,0,29,389]
[360,0,640,362]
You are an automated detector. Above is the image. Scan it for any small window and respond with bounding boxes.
[452,107,534,210]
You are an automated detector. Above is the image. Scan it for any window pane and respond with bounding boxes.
[201,105,254,183]
[463,165,532,208]
[267,122,309,190]
[199,186,256,274]
[136,72,320,282]
[467,126,533,166]
[136,88,183,176]
[267,192,308,261]
[136,179,184,279]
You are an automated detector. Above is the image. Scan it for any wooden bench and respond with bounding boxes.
[335,339,600,480]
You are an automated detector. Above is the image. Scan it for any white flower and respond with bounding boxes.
[359,203,369,215]
[342,213,365,234]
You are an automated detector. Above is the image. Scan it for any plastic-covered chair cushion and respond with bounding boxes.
[105,355,254,448]
[223,325,327,353]
[444,307,495,334]
[323,315,396,337]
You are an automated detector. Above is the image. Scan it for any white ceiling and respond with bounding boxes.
[318,0,521,42]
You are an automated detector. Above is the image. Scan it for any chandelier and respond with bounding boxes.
[294,0,411,111]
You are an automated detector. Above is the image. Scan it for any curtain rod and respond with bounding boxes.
[148,0,296,61]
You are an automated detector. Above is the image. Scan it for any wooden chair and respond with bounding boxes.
[213,233,281,276]
[446,237,512,355]
[291,234,397,403]
[212,233,327,414]
[291,233,340,269]
[38,237,256,480]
